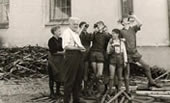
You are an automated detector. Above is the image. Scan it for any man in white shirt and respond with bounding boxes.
[62,17,86,103]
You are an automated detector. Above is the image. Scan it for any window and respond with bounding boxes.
[0,0,9,29]
[50,0,71,22]
[121,0,133,17]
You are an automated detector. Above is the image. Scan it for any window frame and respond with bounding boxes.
[0,0,9,29]
[46,0,71,26]
[121,0,133,18]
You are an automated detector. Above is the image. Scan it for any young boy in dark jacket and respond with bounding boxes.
[48,25,64,98]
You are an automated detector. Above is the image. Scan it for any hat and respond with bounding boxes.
[79,21,89,28]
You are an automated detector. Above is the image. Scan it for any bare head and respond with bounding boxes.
[69,17,80,33]
[111,29,121,39]
[51,25,61,37]
[96,21,105,30]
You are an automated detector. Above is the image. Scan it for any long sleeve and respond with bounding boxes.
[62,29,71,49]
[107,39,114,54]
[72,34,84,48]
[48,37,63,54]
[122,41,128,63]
[48,38,58,54]
[62,28,85,50]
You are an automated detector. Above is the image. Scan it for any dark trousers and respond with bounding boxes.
[63,50,84,103]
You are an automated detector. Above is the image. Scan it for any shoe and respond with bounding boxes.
[148,82,162,88]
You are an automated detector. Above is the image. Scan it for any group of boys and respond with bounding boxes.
[48,14,161,103]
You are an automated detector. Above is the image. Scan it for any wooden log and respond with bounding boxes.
[154,71,169,80]
[121,86,138,91]
[132,95,155,103]
[100,90,108,103]
[151,87,170,91]
[119,96,125,103]
[159,79,170,82]
[124,99,129,103]
[132,99,145,103]
[136,91,170,95]
[107,89,125,103]
[149,95,170,100]
[123,92,132,100]
[16,64,36,73]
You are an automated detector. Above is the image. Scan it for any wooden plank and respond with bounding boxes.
[136,91,170,95]
[133,96,154,103]
[151,87,170,91]
[119,96,125,103]
[123,92,132,100]
[107,89,125,103]
[154,71,169,80]
[149,95,170,100]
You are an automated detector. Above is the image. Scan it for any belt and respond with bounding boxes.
[65,50,81,53]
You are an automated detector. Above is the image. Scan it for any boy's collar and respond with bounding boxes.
[53,35,59,40]
[123,26,131,30]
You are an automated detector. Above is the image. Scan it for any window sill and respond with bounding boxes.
[45,19,69,27]
[0,23,9,29]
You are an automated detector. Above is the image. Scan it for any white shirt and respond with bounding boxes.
[62,28,84,49]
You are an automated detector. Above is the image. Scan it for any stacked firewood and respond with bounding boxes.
[0,46,48,80]
[0,46,167,81]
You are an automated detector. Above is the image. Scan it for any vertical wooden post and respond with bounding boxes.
[167,0,170,46]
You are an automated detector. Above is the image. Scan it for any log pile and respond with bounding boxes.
[0,46,169,103]
[0,46,48,80]
[135,79,170,103]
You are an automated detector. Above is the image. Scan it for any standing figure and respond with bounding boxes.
[120,13,161,88]
[89,21,111,98]
[62,17,86,103]
[107,29,128,94]
[79,21,91,94]
[48,25,64,98]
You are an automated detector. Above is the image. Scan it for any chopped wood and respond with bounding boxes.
[154,71,170,80]
[123,92,132,100]
[151,87,170,91]
[107,89,125,103]
[119,96,125,103]
[149,95,170,100]
[136,91,170,95]
[0,46,48,80]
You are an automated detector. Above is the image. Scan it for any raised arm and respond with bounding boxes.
[122,41,128,64]
[129,14,142,27]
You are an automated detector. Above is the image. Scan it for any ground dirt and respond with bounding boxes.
[0,77,95,103]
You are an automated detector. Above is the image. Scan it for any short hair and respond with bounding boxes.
[112,29,123,38]
[96,21,105,26]
[79,21,89,28]
[93,23,98,28]
[51,25,60,35]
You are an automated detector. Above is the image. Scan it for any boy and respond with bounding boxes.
[48,25,64,98]
[90,21,111,78]
[79,21,91,94]
[119,13,161,88]
[89,21,111,99]
[107,29,128,94]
